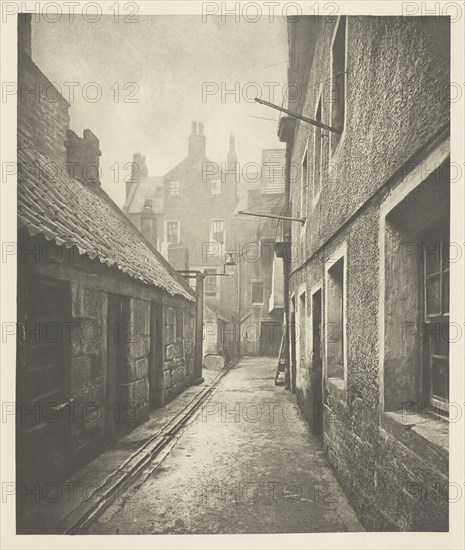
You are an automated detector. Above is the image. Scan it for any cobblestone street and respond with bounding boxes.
[86,358,362,534]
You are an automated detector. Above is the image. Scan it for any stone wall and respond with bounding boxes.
[162,305,195,404]
[69,283,107,463]
[120,297,150,425]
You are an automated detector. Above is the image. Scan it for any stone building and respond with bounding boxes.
[277,16,450,530]
[16,15,197,497]
[124,124,246,359]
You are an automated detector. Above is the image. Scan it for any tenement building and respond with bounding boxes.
[16,14,197,514]
[124,125,249,360]
[277,16,450,530]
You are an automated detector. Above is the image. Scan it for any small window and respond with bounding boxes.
[166,221,180,245]
[313,98,323,200]
[422,224,449,410]
[210,219,225,244]
[205,268,218,297]
[251,282,264,304]
[326,255,344,378]
[301,148,308,220]
[331,16,346,153]
[169,181,180,196]
[211,179,221,195]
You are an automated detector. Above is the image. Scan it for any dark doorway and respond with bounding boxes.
[290,296,297,392]
[259,320,282,357]
[149,302,163,408]
[16,275,71,488]
[106,294,125,440]
[311,290,323,435]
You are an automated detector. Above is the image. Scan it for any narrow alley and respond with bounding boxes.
[7,8,457,547]
[86,358,362,534]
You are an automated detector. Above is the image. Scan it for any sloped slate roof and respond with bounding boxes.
[17,136,195,301]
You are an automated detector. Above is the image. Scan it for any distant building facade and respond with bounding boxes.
[278,16,450,531]
[124,124,249,360]
[240,149,286,357]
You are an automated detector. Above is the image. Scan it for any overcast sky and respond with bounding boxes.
[32,15,288,207]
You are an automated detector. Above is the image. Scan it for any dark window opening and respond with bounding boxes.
[205,268,218,297]
[251,281,264,304]
[313,98,323,199]
[327,256,344,378]
[331,16,346,153]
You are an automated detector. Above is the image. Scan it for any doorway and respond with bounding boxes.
[17,275,71,486]
[290,295,296,392]
[259,320,282,357]
[149,302,163,408]
[311,289,323,435]
[106,294,125,440]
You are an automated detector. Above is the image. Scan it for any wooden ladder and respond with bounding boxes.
[274,327,286,386]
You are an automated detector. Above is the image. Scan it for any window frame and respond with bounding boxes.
[165,219,180,246]
[211,179,222,195]
[251,281,264,305]
[210,218,225,245]
[378,137,450,419]
[421,223,450,412]
[329,15,347,158]
[312,91,324,206]
[204,268,219,298]
[324,242,347,383]
[169,180,180,197]
[300,144,308,223]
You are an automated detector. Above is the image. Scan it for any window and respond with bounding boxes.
[211,179,221,195]
[169,180,180,196]
[251,282,264,304]
[422,224,449,410]
[313,97,323,200]
[210,219,225,244]
[166,221,180,245]
[381,150,450,415]
[205,268,218,297]
[331,16,346,153]
[325,251,345,379]
[301,148,308,220]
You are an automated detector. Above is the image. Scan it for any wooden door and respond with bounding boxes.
[17,275,71,487]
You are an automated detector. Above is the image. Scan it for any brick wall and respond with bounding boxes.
[18,52,70,166]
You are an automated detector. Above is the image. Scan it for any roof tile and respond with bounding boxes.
[18,133,195,302]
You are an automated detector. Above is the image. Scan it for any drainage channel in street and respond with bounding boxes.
[66,367,231,534]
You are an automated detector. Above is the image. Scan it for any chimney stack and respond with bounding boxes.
[140,199,157,248]
[18,13,32,58]
[65,129,101,191]
[188,121,206,159]
[227,131,237,172]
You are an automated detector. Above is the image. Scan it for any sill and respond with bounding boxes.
[381,411,448,477]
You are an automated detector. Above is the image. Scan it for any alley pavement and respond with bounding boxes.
[86,357,363,534]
